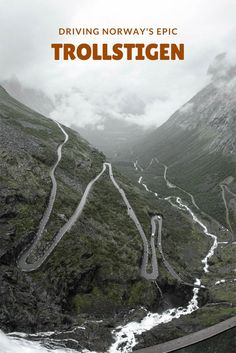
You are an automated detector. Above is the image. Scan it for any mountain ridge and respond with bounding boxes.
[1,84,236,351]
[117,68,236,230]
[0,85,163,344]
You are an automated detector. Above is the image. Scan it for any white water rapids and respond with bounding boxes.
[165,196,218,273]
[1,153,219,353]
[108,279,200,352]
[0,278,200,353]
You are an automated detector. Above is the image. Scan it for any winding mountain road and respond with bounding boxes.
[106,163,158,280]
[141,158,223,271]
[14,124,236,353]
[130,158,236,352]
[220,183,234,240]
[135,159,209,286]
[155,158,199,210]
[18,121,69,271]
[224,184,236,199]
[18,122,159,280]
[155,215,184,283]
[156,158,233,244]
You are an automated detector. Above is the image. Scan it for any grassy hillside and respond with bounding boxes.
[1,85,235,351]
[0,86,160,334]
[117,77,236,229]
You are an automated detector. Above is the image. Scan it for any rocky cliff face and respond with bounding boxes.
[121,63,236,226]
[168,70,236,156]
[131,64,236,162]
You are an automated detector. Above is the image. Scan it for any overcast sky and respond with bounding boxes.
[0,0,236,128]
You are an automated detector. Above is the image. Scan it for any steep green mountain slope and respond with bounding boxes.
[2,77,55,116]
[1,85,235,352]
[119,68,236,231]
[110,68,236,349]
[0,86,160,336]
[2,78,151,160]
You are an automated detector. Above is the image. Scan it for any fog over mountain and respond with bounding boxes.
[1,77,151,156]
[2,77,55,117]
[2,53,236,158]
[1,0,236,129]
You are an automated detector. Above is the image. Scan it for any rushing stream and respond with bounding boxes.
[1,154,222,353]
[0,280,200,353]
[108,279,200,352]
[166,196,218,272]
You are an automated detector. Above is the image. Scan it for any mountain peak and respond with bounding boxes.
[164,68,236,155]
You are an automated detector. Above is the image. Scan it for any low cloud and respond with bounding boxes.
[49,87,183,129]
[50,91,101,127]
[1,0,236,128]
[207,52,236,80]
